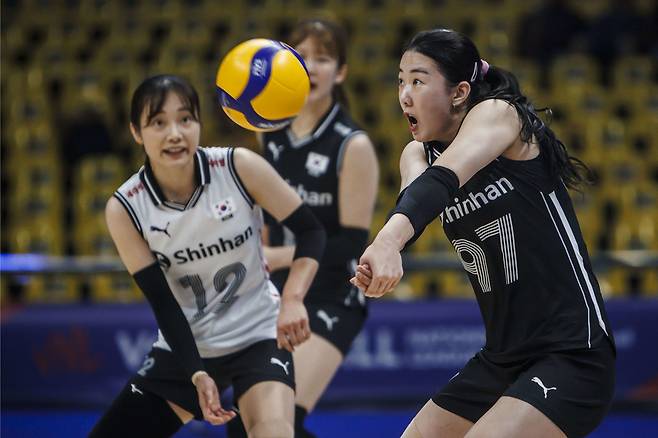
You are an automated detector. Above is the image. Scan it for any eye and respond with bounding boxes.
[398,78,404,85]
[153,118,165,127]
[413,79,423,86]
[182,115,192,123]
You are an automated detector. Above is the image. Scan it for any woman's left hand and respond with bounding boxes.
[352,237,403,298]
[276,297,310,352]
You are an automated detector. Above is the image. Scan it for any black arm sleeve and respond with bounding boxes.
[281,204,327,262]
[390,165,460,246]
[321,227,369,267]
[133,262,204,380]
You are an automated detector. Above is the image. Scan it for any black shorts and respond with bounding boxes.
[305,299,367,356]
[432,341,615,438]
[132,339,294,420]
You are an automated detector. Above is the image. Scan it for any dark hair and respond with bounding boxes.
[404,29,591,189]
[289,18,350,108]
[130,74,201,132]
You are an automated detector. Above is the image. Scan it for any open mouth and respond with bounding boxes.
[406,114,418,130]
[163,147,186,157]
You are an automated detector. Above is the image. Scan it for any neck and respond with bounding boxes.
[151,160,197,204]
[437,109,467,146]
[290,96,334,138]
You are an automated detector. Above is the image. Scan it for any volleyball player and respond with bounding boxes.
[89,74,326,438]
[227,18,379,438]
[352,29,615,438]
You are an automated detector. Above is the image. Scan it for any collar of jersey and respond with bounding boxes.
[139,148,211,210]
[286,103,340,149]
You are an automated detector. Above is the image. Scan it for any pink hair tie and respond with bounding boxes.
[480,59,490,78]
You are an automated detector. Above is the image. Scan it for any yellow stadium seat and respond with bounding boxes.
[550,55,599,100]
[24,275,80,303]
[613,56,655,100]
[641,270,658,297]
[90,274,142,303]
[10,220,65,255]
[440,271,472,298]
[76,156,126,189]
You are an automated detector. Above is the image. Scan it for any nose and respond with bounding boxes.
[399,85,412,108]
[167,122,182,142]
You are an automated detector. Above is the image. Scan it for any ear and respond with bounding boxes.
[452,81,472,107]
[335,64,348,85]
[130,123,143,145]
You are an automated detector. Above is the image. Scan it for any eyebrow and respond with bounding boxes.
[399,67,431,75]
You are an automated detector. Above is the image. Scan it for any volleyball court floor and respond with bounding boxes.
[3,409,657,437]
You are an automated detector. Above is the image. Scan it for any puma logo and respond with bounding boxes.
[150,222,171,238]
[531,377,557,399]
[317,309,339,331]
[270,357,290,375]
[267,141,284,161]
[130,384,143,395]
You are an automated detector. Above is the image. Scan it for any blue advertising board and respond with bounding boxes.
[2,299,656,408]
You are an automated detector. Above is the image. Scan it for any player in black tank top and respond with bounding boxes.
[352,29,614,438]
[227,19,379,438]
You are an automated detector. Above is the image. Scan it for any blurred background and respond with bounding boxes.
[1,0,657,436]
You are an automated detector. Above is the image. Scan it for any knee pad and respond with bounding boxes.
[248,418,294,438]
[89,380,183,438]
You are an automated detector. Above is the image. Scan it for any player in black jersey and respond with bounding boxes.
[227,19,379,438]
[352,29,615,438]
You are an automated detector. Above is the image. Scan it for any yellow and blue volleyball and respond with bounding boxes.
[216,38,310,132]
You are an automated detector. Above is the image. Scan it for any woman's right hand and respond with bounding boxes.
[193,372,236,425]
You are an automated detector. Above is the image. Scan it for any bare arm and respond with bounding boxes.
[105,198,233,424]
[233,147,322,351]
[338,133,379,228]
[105,197,156,274]
[399,140,429,193]
[357,99,522,297]
[433,99,521,186]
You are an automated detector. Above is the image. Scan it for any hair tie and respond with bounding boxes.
[480,59,490,78]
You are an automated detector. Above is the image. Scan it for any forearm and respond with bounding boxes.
[281,257,319,302]
[133,263,204,380]
[264,245,295,272]
[374,214,415,251]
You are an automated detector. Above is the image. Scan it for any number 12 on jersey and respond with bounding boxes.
[452,213,518,293]
[178,262,246,322]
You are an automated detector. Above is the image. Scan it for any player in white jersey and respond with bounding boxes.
[89,75,326,438]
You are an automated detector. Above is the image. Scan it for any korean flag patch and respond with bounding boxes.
[305,152,330,177]
[213,197,235,221]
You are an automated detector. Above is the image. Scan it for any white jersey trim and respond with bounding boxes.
[113,191,143,236]
[336,130,367,176]
[227,148,254,208]
[548,191,608,336]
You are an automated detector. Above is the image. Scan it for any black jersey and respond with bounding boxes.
[424,141,614,362]
[263,103,366,306]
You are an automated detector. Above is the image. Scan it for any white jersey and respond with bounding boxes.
[114,147,280,357]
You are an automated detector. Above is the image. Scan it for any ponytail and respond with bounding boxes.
[471,65,592,190]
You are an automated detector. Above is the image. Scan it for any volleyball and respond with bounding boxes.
[215,38,310,132]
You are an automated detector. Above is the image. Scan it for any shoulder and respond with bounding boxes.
[114,170,145,201]
[401,140,425,157]
[466,99,521,127]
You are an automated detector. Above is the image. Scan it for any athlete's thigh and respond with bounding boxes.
[502,343,615,437]
[465,396,565,438]
[238,381,295,431]
[293,333,343,411]
[402,400,473,438]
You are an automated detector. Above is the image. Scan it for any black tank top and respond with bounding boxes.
[425,140,614,362]
[263,103,367,306]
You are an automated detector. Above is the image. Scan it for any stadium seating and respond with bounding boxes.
[2,0,656,300]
